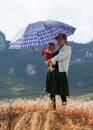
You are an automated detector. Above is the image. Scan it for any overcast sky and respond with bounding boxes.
[0,0,93,43]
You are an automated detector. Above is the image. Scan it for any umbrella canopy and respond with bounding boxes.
[9,20,76,49]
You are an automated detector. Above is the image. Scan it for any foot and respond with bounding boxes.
[49,103,56,110]
[62,102,67,109]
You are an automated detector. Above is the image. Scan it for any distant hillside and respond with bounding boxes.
[0,31,10,50]
[0,31,93,99]
[68,40,93,96]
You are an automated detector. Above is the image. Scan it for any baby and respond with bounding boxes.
[41,42,55,71]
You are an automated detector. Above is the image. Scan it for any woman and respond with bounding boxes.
[46,33,72,109]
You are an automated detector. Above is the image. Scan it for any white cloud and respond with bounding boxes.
[47,0,93,43]
[12,0,56,21]
[68,24,93,43]
[0,0,93,43]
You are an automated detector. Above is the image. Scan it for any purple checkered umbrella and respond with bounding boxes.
[9,20,76,49]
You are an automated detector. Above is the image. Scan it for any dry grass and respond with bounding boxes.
[0,96,93,130]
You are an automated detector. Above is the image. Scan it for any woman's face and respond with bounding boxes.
[57,37,66,47]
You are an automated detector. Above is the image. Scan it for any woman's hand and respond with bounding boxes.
[45,59,52,66]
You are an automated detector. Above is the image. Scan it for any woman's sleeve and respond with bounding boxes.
[51,46,71,65]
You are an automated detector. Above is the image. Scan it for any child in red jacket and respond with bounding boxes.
[41,42,55,71]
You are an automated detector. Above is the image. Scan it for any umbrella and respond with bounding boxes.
[9,20,76,49]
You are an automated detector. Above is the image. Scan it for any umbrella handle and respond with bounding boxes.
[32,47,35,52]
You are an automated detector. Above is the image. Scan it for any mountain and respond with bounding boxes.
[68,41,93,97]
[0,31,10,50]
[0,31,93,99]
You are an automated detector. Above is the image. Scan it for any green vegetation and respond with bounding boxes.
[0,31,93,99]
[0,50,46,99]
